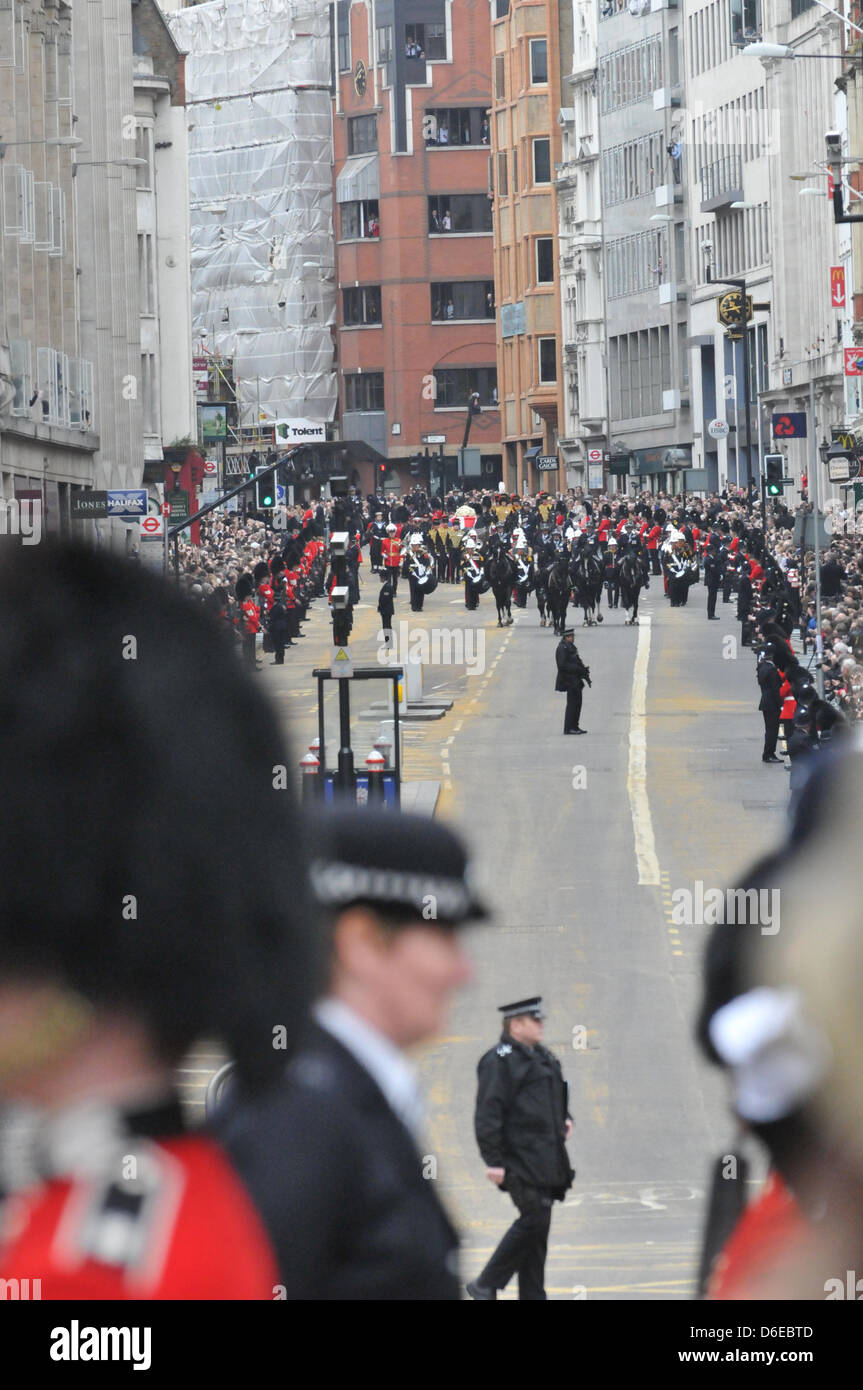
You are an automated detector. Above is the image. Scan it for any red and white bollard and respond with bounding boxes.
[299,751,320,802]
[365,748,386,803]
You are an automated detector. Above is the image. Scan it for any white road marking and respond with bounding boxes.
[627,615,661,886]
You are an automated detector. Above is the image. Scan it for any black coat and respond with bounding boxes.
[474,1037,574,1198]
[555,639,591,693]
[757,658,782,712]
[377,580,395,622]
[217,1024,459,1300]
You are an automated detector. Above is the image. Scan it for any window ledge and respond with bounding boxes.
[425,144,491,151]
[338,237,381,245]
[342,323,383,330]
[431,318,496,325]
[428,231,493,238]
[433,405,498,412]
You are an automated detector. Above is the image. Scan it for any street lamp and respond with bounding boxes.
[0,135,82,159]
[71,158,147,178]
[742,41,856,60]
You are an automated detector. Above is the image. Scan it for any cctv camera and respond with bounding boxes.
[825,130,842,150]
[700,239,714,251]
[277,299,286,309]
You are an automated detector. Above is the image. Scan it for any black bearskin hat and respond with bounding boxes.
[235,574,254,602]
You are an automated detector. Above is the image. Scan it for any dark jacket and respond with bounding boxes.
[267,601,291,644]
[218,1023,459,1300]
[474,1037,574,1198]
[757,658,782,712]
[377,579,395,622]
[554,639,591,693]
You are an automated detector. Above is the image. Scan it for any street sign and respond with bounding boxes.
[535,455,558,470]
[829,457,851,482]
[588,463,603,490]
[140,514,164,539]
[844,348,863,376]
[831,265,846,308]
[707,418,729,439]
[586,448,603,463]
[782,368,793,386]
[161,502,171,516]
[276,484,286,503]
[330,645,353,679]
[70,491,108,519]
[203,459,218,475]
[772,412,807,439]
[166,489,190,523]
[422,434,446,445]
[106,489,148,518]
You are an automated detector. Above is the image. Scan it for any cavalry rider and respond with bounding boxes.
[381,521,404,597]
[463,536,485,611]
[514,539,533,609]
[603,536,620,610]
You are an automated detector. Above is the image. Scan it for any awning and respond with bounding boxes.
[336,153,380,205]
[524,446,541,461]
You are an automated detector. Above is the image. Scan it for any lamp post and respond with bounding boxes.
[708,274,755,501]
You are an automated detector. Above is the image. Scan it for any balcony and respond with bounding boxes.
[700,155,743,213]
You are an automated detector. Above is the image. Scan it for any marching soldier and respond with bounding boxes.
[468,998,574,1301]
[463,537,485,610]
[381,522,403,597]
[407,534,434,612]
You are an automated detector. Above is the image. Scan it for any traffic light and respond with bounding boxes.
[763,454,784,498]
[409,454,421,477]
[255,473,275,509]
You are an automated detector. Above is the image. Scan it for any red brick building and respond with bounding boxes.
[332,0,502,497]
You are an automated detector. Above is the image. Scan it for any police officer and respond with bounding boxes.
[219,807,488,1300]
[468,998,574,1301]
[703,536,722,620]
[555,627,591,734]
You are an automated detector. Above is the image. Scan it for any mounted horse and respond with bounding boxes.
[571,547,604,626]
[617,548,644,626]
[547,554,571,635]
[485,540,516,626]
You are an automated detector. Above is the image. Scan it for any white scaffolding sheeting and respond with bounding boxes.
[167,0,337,427]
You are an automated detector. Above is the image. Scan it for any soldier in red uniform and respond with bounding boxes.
[381,523,404,597]
[236,574,261,670]
[0,541,315,1298]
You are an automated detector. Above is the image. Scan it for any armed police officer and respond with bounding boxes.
[467,998,574,1301]
[555,627,591,735]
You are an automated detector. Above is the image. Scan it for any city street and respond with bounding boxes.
[241,571,788,1298]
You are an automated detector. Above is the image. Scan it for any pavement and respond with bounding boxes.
[179,568,792,1299]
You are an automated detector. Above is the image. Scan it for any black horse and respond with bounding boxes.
[485,545,516,626]
[617,550,644,626]
[572,549,604,626]
[547,555,571,635]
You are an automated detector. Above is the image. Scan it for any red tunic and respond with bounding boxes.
[708,1171,811,1301]
[241,599,261,634]
[0,1135,277,1300]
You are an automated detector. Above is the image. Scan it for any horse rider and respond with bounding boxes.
[463,537,485,611]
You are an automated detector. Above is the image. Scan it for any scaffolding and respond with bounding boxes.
[167,0,337,428]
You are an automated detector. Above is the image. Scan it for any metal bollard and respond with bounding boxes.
[365,748,386,803]
[299,750,320,801]
[373,731,392,768]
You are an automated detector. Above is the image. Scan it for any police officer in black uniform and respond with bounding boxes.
[467,998,574,1301]
[555,628,591,734]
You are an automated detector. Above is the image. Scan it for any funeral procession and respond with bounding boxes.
[2,0,863,1366]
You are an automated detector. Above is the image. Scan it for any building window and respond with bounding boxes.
[532,138,551,185]
[405,22,447,60]
[338,23,351,72]
[344,372,385,411]
[376,25,393,62]
[339,200,380,240]
[135,124,153,191]
[731,0,762,43]
[538,337,557,384]
[496,152,508,197]
[343,285,382,326]
[140,352,158,435]
[512,146,518,191]
[606,228,666,298]
[434,366,498,408]
[138,233,155,315]
[529,39,548,85]
[536,238,554,284]
[599,36,664,115]
[494,54,506,101]
[494,0,509,16]
[608,326,670,420]
[428,194,493,234]
[424,107,488,146]
[348,114,377,156]
[431,281,495,321]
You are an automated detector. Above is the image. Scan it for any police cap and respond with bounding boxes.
[499,997,545,1020]
[309,807,489,927]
